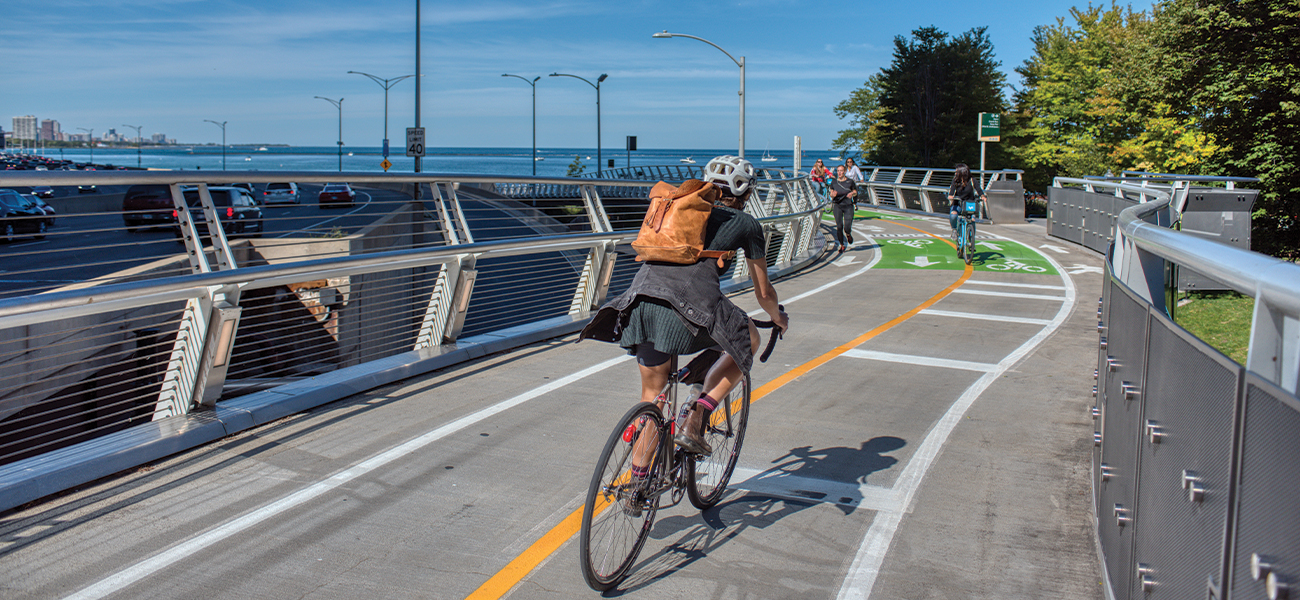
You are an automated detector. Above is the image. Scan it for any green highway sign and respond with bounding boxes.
[978,112,1001,142]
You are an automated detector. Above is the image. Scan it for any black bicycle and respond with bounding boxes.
[578,313,782,591]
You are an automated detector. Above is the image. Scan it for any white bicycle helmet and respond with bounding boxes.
[703,155,756,196]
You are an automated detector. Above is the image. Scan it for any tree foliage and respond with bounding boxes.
[1008,4,1218,189]
[1152,0,1300,259]
[835,26,1007,168]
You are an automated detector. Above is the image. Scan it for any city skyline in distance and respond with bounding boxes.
[4,0,1095,151]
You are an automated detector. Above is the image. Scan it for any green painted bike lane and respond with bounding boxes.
[825,209,1059,275]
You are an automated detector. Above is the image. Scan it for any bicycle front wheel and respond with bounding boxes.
[579,402,664,591]
[964,220,976,265]
[687,372,751,509]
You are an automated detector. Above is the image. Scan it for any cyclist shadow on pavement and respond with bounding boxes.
[969,250,1003,266]
[606,437,906,597]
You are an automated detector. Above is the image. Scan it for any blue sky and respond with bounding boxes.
[3,0,1111,151]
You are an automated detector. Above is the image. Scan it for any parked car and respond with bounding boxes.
[318,183,356,207]
[24,195,56,226]
[31,186,54,198]
[0,188,49,241]
[224,183,257,195]
[122,184,178,232]
[262,182,299,204]
[175,187,264,241]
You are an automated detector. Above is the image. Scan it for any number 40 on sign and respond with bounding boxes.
[406,127,426,157]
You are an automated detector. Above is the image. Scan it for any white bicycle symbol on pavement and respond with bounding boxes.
[886,239,936,249]
[987,259,1047,273]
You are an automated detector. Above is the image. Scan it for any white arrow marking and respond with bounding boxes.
[905,256,939,267]
[1039,243,1070,254]
[1066,264,1102,275]
[976,242,1002,252]
[833,255,860,267]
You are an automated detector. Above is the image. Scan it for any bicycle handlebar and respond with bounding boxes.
[751,304,785,363]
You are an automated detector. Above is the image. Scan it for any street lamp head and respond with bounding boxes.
[532,76,541,83]
[597,74,608,83]
[652,31,673,38]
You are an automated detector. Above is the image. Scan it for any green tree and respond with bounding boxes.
[835,26,1007,168]
[565,155,585,177]
[1152,0,1300,259]
[1008,4,1220,190]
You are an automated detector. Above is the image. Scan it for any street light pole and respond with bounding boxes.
[76,127,94,164]
[348,71,414,163]
[502,74,541,175]
[653,31,745,159]
[203,120,227,170]
[122,124,143,168]
[315,97,344,172]
[549,72,607,177]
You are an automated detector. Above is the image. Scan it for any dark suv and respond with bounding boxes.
[0,188,49,242]
[122,184,177,232]
[175,187,264,241]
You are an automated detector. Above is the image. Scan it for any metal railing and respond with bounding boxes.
[0,169,826,512]
[1087,177,1300,599]
[853,166,1022,214]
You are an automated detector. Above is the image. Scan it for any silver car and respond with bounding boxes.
[262,182,299,204]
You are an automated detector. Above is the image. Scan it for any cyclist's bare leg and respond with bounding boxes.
[632,361,671,469]
[702,321,758,403]
[678,321,758,454]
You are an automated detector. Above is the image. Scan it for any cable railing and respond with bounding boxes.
[0,168,826,512]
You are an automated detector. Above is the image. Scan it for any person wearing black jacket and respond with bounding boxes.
[946,163,987,235]
[829,165,858,252]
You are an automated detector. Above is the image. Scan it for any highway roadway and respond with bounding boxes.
[0,212,1106,599]
[0,183,555,300]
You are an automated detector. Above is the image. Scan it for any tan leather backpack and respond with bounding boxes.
[631,179,735,267]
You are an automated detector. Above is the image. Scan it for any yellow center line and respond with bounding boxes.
[465,219,970,600]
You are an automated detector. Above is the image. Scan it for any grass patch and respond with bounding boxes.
[1173,292,1253,365]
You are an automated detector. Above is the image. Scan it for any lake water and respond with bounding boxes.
[26,146,847,177]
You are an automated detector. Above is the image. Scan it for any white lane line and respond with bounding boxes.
[836,236,1077,600]
[68,235,886,599]
[964,280,1065,291]
[841,349,998,373]
[62,354,631,600]
[952,288,1067,301]
[918,309,1052,326]
[729,466,904,513]
[780,235,882,305]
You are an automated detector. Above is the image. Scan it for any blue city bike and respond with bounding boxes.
[955,200,980,265]
[579,312,783,591]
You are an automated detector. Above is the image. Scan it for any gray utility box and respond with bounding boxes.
[1177,187,1258,291]
[984,179,1025,224]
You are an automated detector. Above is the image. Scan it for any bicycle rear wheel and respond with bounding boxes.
[580,402,664,591]
[965,220,976,265]
[687,372,751,509]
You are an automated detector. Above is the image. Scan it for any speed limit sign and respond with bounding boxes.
[406,127,426,157]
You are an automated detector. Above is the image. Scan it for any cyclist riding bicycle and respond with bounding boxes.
[580,155,789,462]
[946,163,987,235]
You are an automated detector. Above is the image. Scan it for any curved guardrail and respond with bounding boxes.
[0,169,827,512]
[1088,180,1300,600]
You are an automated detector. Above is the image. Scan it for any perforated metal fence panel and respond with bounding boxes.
[1129,309,1241,599]
[1228,374,1300,600]
[1097,280,1151,597]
